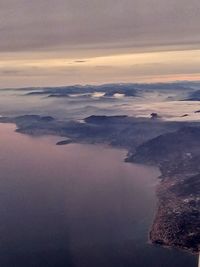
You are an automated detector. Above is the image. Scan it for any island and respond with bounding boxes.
[56,139,73,145]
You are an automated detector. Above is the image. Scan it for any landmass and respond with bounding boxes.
[127,127,200,253]
[0,114,199,253]
[23,81,197,100]
[25,84,138,98]
[56,139,73,145]
[0,114,187,148]
[182,89,200,101]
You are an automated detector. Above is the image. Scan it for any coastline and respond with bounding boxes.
[0,115,199,256]
[148,168,200,254]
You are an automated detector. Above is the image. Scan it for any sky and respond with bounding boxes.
[0,0,200,88]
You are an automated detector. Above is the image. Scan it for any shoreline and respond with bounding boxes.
[0,115,199,255]
[148,167,200,254]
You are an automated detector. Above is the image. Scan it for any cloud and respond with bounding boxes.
[74,60,88,63]
[0,0,200,54]
[1,0,200,87]
[0,49,200,85]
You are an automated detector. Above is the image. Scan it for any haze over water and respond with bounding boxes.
[0,123,197,267]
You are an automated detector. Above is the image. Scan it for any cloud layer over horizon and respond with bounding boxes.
[1,0,200,87]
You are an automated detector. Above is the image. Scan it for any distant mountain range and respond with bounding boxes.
[17,81,200,100]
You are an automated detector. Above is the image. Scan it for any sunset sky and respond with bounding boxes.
[1,0,200,88]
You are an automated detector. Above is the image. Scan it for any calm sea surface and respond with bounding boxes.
[0,124,197,267]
